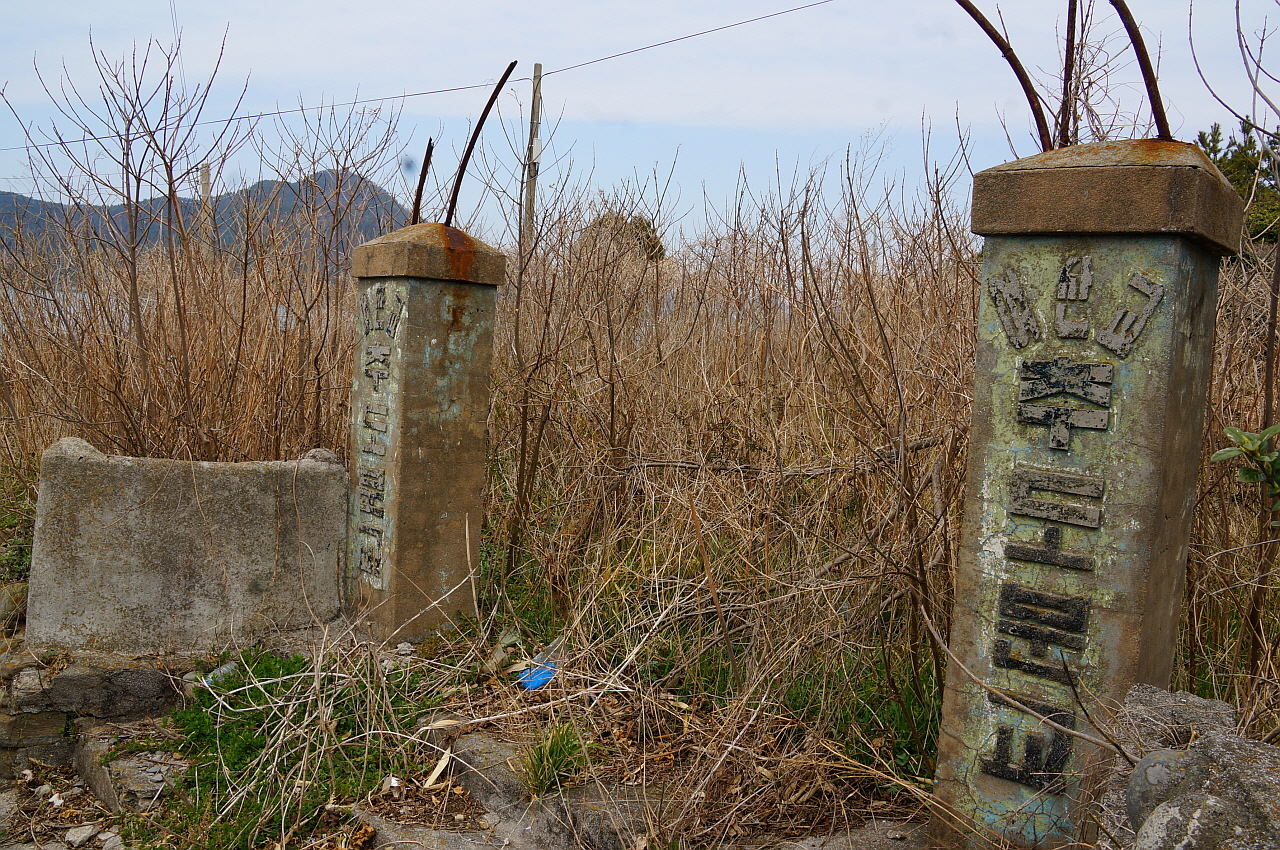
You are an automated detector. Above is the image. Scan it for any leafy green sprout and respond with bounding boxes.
[1211,424,1280,524]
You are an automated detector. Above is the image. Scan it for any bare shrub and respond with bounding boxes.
[485,148,977,838]
[0,39,401,472]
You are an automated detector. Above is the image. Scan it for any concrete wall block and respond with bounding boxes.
[27,439,349,655]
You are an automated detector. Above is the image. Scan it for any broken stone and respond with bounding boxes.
[1132,793,1255,850]
[74,725,188,812]
[1125,731,1280,849]
[65,823,98,847]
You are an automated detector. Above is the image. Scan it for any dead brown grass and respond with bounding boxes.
[1,43,1279,849]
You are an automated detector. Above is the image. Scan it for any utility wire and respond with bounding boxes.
[0,0,836,156]
[542,0,835,77]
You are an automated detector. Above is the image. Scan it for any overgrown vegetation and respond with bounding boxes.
[517,723,590,798]
[3,26,1280,849]
[119,643,451,848]
[1198,120,1280,240]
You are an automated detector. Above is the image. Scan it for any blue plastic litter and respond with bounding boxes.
[203,661,239,688]
[516,637,564,690]
[517,658,557,689]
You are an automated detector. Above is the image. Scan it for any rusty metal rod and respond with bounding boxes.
[409,137,434,226]
[1109,0,1172,141]
[953,0,1054,152]
[445,60,517,228]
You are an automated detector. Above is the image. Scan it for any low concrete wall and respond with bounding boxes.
[27,438,348,654]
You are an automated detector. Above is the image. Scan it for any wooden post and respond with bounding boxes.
[520,63,543,268]
[199,162,213,253]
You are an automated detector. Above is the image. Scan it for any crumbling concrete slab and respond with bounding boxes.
[362,727,938,850]
[74,722,188,812]
[27,438,348,654]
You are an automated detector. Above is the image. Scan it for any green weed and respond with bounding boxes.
[517,723,590,798]
[122,644,448,849]
[0,482,34,583]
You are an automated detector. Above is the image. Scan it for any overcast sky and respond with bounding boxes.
[0,1,1271,231]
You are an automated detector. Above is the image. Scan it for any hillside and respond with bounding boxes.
[0,169,407,248]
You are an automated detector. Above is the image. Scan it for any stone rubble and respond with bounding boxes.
[1096,683,1280,850]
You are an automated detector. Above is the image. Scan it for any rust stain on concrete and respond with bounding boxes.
[440,224,477,282]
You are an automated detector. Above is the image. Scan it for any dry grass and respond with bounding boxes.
[480,157,976,841]
[1,45,1280,848]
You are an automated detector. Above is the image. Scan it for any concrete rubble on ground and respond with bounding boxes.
[1096,683,1280,850]
[0,652,939,850]
[73,725,188,813]
[356,720,935,850]
[0,651,181,779]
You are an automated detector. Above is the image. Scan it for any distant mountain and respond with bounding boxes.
[0,169,409,250]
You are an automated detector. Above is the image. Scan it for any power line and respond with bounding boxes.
[543,0,835,77]
[0,0,837,157]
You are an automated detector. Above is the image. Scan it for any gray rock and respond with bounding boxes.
[0,788,17,823]
[1122,684,1236,749]
[63,825,97,848]
[1095,684,1242,849]
[358,810,495,850]
[1127,748,1203,827]
[11,655,179,722]
[1133,793,1255,850]
[1124,731,1280,849]
[448,731,527,816]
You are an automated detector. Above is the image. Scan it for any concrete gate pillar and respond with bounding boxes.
[346,223,504,641]
[930,141,1243,848]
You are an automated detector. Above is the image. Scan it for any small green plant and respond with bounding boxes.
[124,646,446,848]
[1211,424,1280,523]
[517,723,589,798]
[0,487,34,583]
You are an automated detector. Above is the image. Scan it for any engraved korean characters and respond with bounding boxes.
[979,254,1163,797]
[352,283,406,590]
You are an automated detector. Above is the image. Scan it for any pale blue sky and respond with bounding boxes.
[0,1,1267,233]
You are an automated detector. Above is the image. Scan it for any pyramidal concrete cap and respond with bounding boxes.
[352,223,506,285]
[972,139,1245,255]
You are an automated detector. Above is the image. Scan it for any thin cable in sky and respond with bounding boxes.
[543,0,836,77]
[0,0,837,156]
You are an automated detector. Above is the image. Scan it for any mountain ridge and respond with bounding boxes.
[0,169,409,248]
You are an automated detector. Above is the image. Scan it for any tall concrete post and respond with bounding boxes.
[931,141,1243,848]
[347,223,505,641]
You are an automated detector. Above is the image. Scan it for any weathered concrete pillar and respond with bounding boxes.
[347,223,504,641]
[931,141,1243,848]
